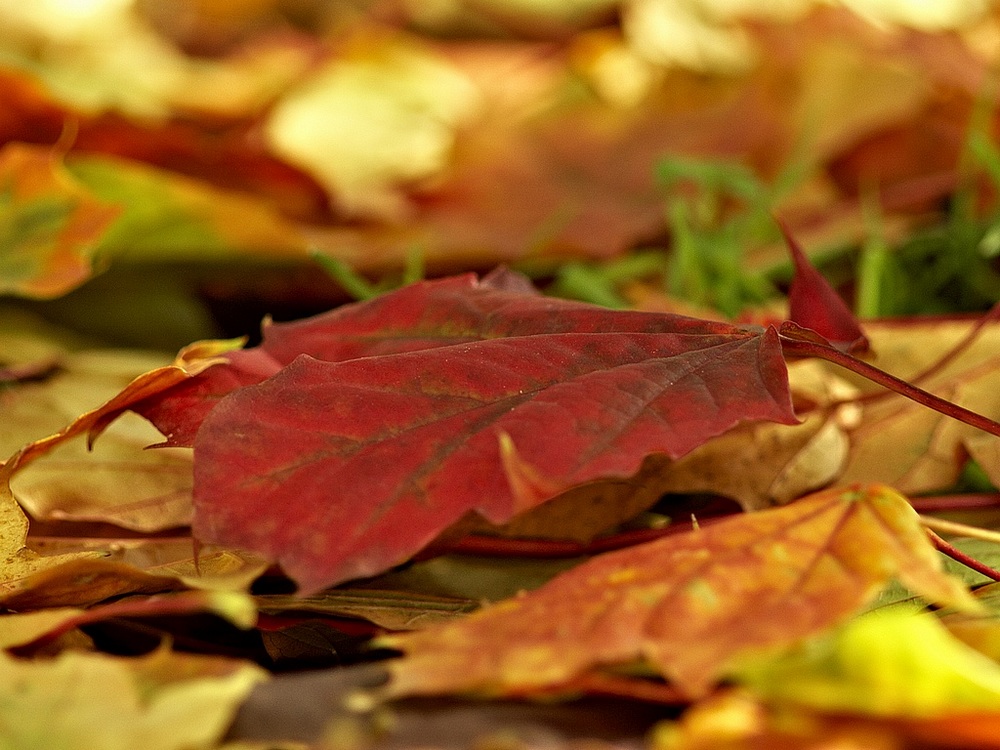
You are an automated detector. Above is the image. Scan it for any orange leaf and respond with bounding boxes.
[381,484,977,699]
[0,143,121,298]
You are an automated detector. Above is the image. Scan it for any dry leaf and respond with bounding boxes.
[835,317,1000,493]
[0,647,267,750]
[381,485,976,699]
[0,143,121,298]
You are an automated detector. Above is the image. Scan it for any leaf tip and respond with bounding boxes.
[778,219,869,354]
[498,431,562,516]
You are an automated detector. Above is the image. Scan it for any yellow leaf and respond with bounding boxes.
[0,648,267,750]
[734,607,1000,717]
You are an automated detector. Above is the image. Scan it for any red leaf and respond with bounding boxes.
[189,286,797,591]
[139,268,733,446]
[137,348,281,448]
[782,221,869,353]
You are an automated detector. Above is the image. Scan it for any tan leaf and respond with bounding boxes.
[0,647,267,750]
[836,317,1000,493]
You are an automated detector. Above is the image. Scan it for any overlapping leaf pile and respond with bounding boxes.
[4,259,1000,747]
[7,2,1000,750]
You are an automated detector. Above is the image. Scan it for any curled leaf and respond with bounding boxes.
[782,221,868,353]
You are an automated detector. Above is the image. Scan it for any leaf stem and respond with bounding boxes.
[910,494,1000,512]
[925,527,1000,582]
[778,327,1000,438]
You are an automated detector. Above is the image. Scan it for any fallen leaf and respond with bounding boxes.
[0,475,106,601]
[176,251,862,585]
[0,589,256,652]
[734,607,1000,717]
[0,344,194,531]
[12,260,871,590]
[11,412,193,531]
[833,316,1000,493]
[380,485,976,698]
[0,142,121,298]
[0,337,238,477]
[191,301,795,591]
[0,647,267,750]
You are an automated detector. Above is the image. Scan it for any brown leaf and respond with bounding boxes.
[1,344,194,531]
[0,477,106,600]
[380,485,976,699]
[0,532,268,609]
[0,337,238,479]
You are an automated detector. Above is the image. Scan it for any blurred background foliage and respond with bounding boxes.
[2,0,1000,348]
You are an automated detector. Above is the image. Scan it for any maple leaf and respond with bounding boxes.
[189,306,794,591]
[5,249,871,593]
[379,485,977,699]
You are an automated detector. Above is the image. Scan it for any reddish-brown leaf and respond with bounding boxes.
[782,222,868,353]
[190,284,796,591]
[135,268,736,447]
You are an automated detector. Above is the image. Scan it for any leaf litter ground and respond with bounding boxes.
[6,5,1000,748]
